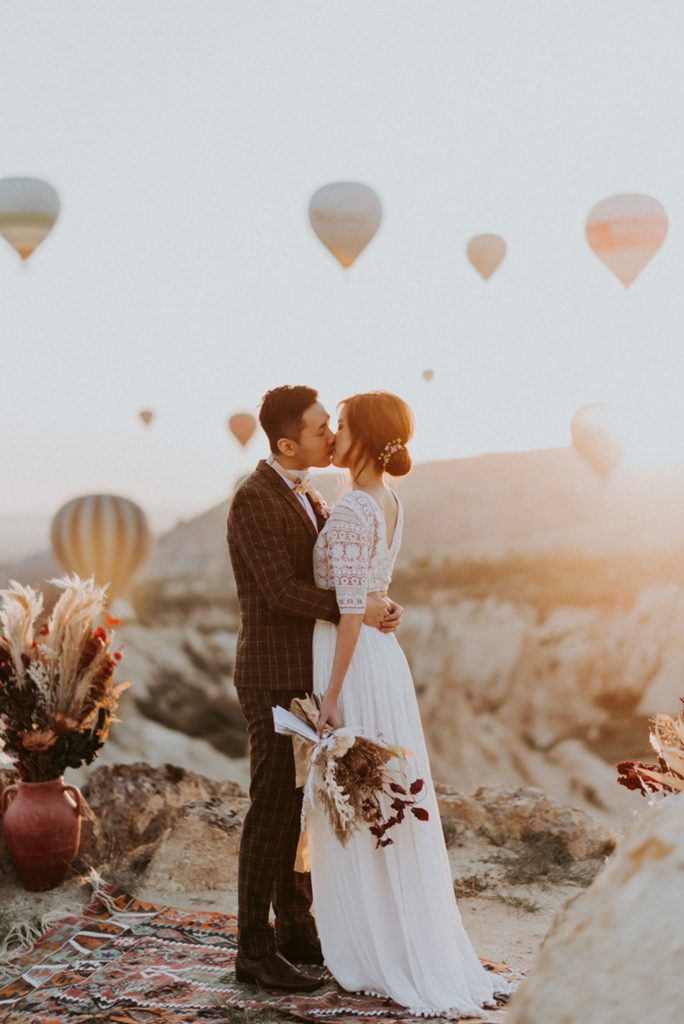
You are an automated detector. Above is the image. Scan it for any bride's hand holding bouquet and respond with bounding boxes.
[316,692,342,735]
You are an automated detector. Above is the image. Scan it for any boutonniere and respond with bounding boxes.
[309,488,331,520]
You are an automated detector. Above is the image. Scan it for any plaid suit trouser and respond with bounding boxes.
[236,685,319,958]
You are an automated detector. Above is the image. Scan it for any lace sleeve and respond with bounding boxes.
[327,500,371,614]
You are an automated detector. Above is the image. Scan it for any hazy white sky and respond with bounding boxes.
[3,1,684,530]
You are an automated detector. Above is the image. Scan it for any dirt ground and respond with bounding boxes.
[0,846,585,1022]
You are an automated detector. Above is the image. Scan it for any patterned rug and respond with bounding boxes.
[0,883,523,1023]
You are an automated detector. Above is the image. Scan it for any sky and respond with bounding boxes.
[3,1,684,534]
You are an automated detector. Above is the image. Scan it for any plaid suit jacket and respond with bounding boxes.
[227,459,340,692]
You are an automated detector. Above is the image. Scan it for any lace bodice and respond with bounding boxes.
[313,490,403,613]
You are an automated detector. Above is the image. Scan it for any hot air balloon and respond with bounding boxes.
[51,494,153,597]
[422,369,434,382]
[467,234,507,279]
[586,194,668,288]
[309,182,381,268]
[228,412,257,447]
[139,409,154,427]
[570,403,622,480]
[0,177,60,261]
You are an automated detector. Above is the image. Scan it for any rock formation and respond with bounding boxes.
[0,764,615,913]
[506,794,684,1023]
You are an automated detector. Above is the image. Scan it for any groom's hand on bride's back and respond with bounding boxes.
[363,592,390,629]
[380,599,403,633]
[362,593,403,632]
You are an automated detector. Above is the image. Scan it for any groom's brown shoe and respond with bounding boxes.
[276,936,325,966]
[235,951,324,991]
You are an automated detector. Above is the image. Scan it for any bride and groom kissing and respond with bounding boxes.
[226,385,513,1017]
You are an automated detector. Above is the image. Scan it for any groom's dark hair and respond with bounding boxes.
[259,385,319,454]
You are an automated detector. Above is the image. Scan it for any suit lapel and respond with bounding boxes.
[255,460,319,541]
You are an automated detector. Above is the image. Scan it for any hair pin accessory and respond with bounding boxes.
[377,438,404,467]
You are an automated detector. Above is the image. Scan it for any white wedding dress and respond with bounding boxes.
[309,490,514,1018]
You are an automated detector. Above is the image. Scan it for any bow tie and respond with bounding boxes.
[292,475,312,495]
[269,456,312,495]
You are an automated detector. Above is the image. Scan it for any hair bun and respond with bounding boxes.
[385,445,412,477]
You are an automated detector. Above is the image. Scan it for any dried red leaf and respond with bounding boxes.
[409,778,425,795]
[411,806,429,821]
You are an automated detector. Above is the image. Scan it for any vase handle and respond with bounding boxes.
[63,784,82,815]
[1,784,18,813]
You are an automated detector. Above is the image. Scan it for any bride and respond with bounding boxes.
[307,390,513,1018]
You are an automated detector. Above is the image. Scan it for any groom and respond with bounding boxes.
[227,385,402,991]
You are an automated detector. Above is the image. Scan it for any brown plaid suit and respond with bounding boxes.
[227,459,340,958]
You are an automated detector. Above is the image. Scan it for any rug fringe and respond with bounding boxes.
[83,866,122,916]
[0,867,107,983]
[0,907,68,981]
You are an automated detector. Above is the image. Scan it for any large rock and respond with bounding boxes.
[143,797,245,891]
[437,784,616,862]
[82,762,247,857]
[438,784,615,896]
[506,795,684,1023]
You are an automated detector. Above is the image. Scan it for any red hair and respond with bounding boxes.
[340,391,414,478]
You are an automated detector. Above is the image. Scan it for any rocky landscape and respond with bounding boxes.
[0,763,617,985]
[1,761,679,1021]
[55,570,684,830]
[506,790,684,1023]
[4,448,684,826]
[2,449,684,1018]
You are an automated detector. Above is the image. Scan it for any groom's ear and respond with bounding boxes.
[276,437,297,458]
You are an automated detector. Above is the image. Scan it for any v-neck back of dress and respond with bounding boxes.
[313,489,403,610]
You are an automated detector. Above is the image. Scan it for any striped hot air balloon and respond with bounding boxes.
[51,494,153,597]
[585,194,668,288]
[0,177,60,261]
[309,182,382,268]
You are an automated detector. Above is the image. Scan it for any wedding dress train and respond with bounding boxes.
[308,490,514,1018]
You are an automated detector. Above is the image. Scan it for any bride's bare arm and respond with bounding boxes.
[317,612,364,735]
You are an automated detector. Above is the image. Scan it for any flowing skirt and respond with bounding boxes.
[309,621,513,1018]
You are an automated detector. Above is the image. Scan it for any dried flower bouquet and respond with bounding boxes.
[0,575,131,782]
[617,697,684,798]
[273,694,429,849]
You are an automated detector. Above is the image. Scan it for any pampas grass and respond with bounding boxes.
[41,575,110,715]
[0,581,44,688]
[0,575,131,781]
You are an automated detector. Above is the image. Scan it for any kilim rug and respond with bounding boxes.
[0,883,524,1023]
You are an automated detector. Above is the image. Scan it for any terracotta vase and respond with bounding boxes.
[1,777,82,891]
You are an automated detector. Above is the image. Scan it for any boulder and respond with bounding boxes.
[81,762,246,858]
[436,784,616,862]
[143,797,245,891]
[506,795,684,1023]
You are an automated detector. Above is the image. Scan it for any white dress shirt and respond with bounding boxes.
[267,455,319,528]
